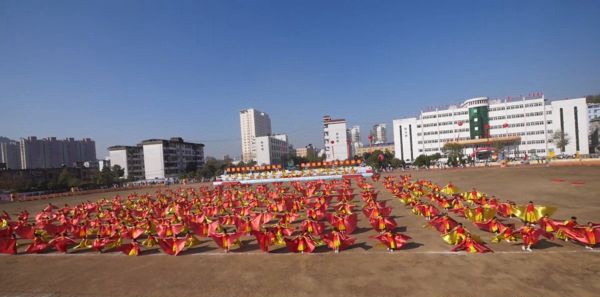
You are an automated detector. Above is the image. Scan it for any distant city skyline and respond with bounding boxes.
[2,1,599,159]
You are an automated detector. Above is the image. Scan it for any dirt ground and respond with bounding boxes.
[1,166,599,297]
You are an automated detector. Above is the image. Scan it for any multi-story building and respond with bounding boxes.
[589,118,600,154]
[372,123,387,144]
[295,144,318,159]
[19,136,97,169]
[240,108,272,162]
[108,145,145,180]
[255,134,290,165]
[0,140,21,169]
[323,115,351,161]
[392,95,589,162]
[589,103,600,120]
[355,143,395,157]
[109,138,204,180]
[349,126,362,156]
[142,138,205,180]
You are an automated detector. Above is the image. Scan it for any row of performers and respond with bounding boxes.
[222,167,360,181]
[0,180,410,255]
[382,175,599,252]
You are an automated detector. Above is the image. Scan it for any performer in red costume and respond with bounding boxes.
[252,229,275,252]
[0,234,17,255]
[451,233,493,253]
[473,217,513,234]
[210,229,243,253]
[371,231,411,252]
[427,213,458,233]
[516,223,553,251]
[322,229,356,253]
[49,232,76,253]
[327,213,357,234]
[158,236,188,256]
[285,232,317,253]
[560,222,600,249]
[369,214,397,233]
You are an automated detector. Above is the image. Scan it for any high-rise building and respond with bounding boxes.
[240,108,272,162]
[323,115,351,161]
[0,140,21,169]
[255,134,290,165]
[19,136,96,169]
[372,123,387,144]
[392,95,590,162]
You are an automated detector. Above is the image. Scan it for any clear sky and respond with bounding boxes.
[1,0,599,159]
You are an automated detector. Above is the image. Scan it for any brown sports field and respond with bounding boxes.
[1,166,599,297]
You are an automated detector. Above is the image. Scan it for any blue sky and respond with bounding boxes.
[1,0,599,159]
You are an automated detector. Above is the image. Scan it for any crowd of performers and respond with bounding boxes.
[382,175,600,253]
[0,178,411,255]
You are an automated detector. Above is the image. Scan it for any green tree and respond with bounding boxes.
[552,130,570,153]
[111,165,124,179]
[586,94,600,104]
[390,158,405,168]
[413,155,431,168]
[442,143,464,159]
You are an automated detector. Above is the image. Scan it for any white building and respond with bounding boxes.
[323,115,351,161]
[109,137,204,180]
[349,126,362,156]
[372,123,387,144]
[142,138,205,180]
[393,95,590,162]
[108,145,145,180]
[589,103,600,120]
[240,108,272,162]
[255,134,290,165]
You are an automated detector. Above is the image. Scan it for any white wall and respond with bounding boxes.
[143,143,165,179]
[255,136,271,165]
[109,150,129,178]
[393,118,418,162]
[325,122,349,161]
[551,98,589,155]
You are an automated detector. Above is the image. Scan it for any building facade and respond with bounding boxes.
[142,138,205,180]
[19,136,96,169]
[295,144,318,159]
[109,138,204,180]
[589,103,600,121]
[393,95,590,162]
[240,108,272,162]
[0,141,21,169]
[323,115,351,161]
[355,143,395,156]
[255,134,290,165]
[372,123,387,144]
[108,145,145,180]
[349,126,362,156]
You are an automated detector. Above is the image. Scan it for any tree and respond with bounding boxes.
[363,150,395,170]
[442,143,463,159]
[413,155,431,168]
[442,143,465,167]
[390,158,405,169]
[552,130,570,153]
[111,165,124,179]
[586,94,600,104]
